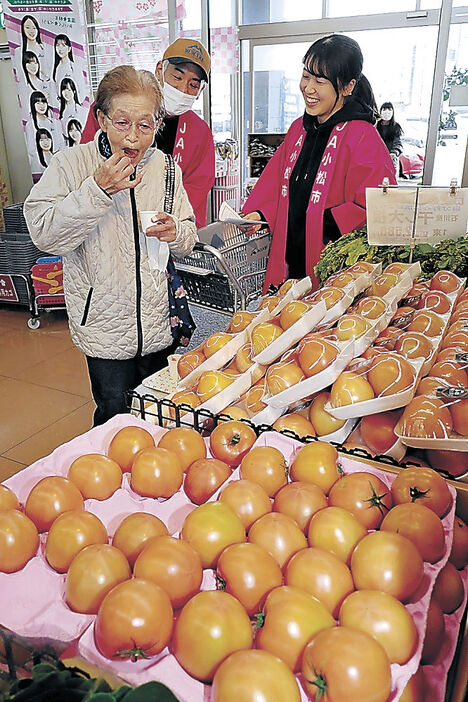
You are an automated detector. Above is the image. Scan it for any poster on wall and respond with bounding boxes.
[3,0,90,181]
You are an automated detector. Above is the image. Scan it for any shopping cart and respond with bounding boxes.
[175,221,271,315]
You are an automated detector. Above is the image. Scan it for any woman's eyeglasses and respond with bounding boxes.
[105,112,158,135]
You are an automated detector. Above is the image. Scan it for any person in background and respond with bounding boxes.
[35,128,54,169]
[242,34,396,290]
[81,38,215,227]
[66,118,82,147]
[376,101,403,176]
[58,78,81,120]
[24,65,197,426]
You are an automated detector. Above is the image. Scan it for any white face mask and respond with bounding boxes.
[381,110,393,121]
[162,81,197,116]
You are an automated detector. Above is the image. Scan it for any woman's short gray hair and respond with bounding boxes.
[94,65,164,119]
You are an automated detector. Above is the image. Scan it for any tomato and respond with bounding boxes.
[133,535,202,608]
[259,295,280,312]
[251,322,283,354]
[429,360,468,387]
[181,502,245,569]
[204,332,234,357]
[183,458,231,505]
[280,300,313,330]
[220,405,250,421]
[273,412,316,439]
[212,649,301,702]
[228,311,256,333]
[330,371,375,407]
[248,512,306,570]
[367,353,415,397]
[130,447,183,498]
[286,547,354,617]
[421,597,445,664]
[450,397,468,436]
[0,484,19,511]
[449,515,468,569]
[244,381,267,415]
[94,578,173,660]
[256,585,334,672]
[25,476,84,532]
[301,626,391,702]
[328,472,392,530]
[239,446,288,497]
[401,395,454,440]
[339,590,418,664]
[157,427,206,472]
[290,442,341,494]
[219,479,272,531]
[354,296,387,320]
[380,502,445,563]
[351,531,424,602]
[65,543,131,614]
[209,420,257,467]
[217,542,282,616]
[399,667,426,702]
[336,314,371,341]
[107,425,155,472]
[432,561,464,613]
[308,391,346,436]
[308,286,345,309]
[166,390,200,421]
[297,336,339,377]
[330,271,355,289]
[430,270,460,293]
[419,290,451,314]
[173,590,253,682]
[371,272,400,296]
[266,358,304,395]
[273,482,327,533]
[0,509,39,573]
[307,506,366,564]
[390,465,452,518]
[45,510,108,573]
[67,453,122,500]
[177,349,206,379]
[394,331,434,361]
[112,512,168,567]
[360,410,400,455]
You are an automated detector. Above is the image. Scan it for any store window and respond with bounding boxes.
[328,1,418,17]
[241,0,321,25]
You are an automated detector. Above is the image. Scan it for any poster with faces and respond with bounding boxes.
[3,1,91,181]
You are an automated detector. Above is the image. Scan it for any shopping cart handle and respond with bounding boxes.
[183,241,247,310]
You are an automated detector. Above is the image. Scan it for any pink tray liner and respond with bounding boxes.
[0,419,462,702]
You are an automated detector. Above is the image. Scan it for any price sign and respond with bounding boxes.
[0,274,19,303]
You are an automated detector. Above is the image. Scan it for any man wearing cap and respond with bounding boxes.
[80,38,215,227]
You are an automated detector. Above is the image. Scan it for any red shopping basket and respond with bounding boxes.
[31,260,65,306]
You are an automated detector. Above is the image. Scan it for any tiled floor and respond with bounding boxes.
[0,305,95,482]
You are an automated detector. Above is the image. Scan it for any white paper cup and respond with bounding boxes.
[140,211,160,232]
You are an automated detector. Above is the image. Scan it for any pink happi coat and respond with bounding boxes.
[243,117,397,291]
[81,104,215,227]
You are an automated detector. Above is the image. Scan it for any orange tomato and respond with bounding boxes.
[421,597,445,664]
[399,667,426,702]
[426,448,468,479]
[0,484,19,510]
[166,390,200,421]
[248,512,307,570]
[380,503,445,563]
[385,262,409,275]
[301,626,391,702]
[251,322,283,355]
[360,410,400,455]
[307,506,366,564]
[235,342,254,372]
[112,512,168,567]
[240,446,288,497]
[45,510,108,572]
[67,454,122,500]
[290,441,341,494]
[259,295,280,312]
[107,425,155,472]
[256,585,334,672]
[329,271,354,289]
[196,370,234,402]
[266,359,304,395]
[449,397,468,436]
[244,381,267,415]
[130,447,183,498]
[390,465,452,517]
[181,501,245,568]
[177,349,206,379]
[220,406,250,421]
[371,272,400,296]
[441,329,468,351]
[307,286,345,310]
[157,427,206,471]
[204,332,234,358]
[328,472,392,530]
[330,370,375,407]
[184,457,231,505]
[65,543,131,613]
[418,290,451,314]
[367,353,415,397]
[173,590,253,682]
[399,396,453,439]
[279,300,313,330]
[408,309,444,337]
[0,509,39,573]
[297,336,339,377]
[428,360,468,387]
[25,476,84,532]
[351,531,424,602]
[219,479,272,531]
[354,296,387,320]
[133,534,202,608]
[430,270,460,293]
[278,279,298,297]
[373,326,400,349]
[336,314,371,341]
[308,392,346,436]
[394,331,434,361]
[432,561,464,613]
[209,420,257,467]
[217,542,282,616]
[228,311,256,333]
[273,481,327,533]
[449,515,468,569]
[415,375,454,397]
[94,578,173,659]
[273,412,316,439]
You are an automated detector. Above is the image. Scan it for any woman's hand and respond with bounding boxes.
[242,211,262,236]
[145,212,177,242]
[94,152,142,195]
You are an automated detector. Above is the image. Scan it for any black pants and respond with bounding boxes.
[86,341,178,427]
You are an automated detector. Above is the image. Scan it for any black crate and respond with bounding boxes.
[0,232,44,275]
[2,204,29,235]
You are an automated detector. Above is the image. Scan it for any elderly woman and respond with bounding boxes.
[24,65,197,426]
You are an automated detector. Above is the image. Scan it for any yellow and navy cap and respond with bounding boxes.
[163,38,211,82]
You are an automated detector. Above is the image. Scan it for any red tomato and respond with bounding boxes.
[181,502,245,569]
[217,542,282,616]
[0,484,19,511]
[360,411,401,455]
[339,590,418,664]
[240,446,288,497]
[130,447,183,498]
[430,270,460,293]
[286,547,354,617]
[390,465,452,517]
[307,506,366,565]
[0,509,39,573]
[256,585,334,672]
[248,512,307,570]
[301,626,391,702]
[219,479,272,531]
[421,597,445,664]
[65,543,131,614]
[328,472,392,530]
[273,481,327,533]
[67,454,122,500]
[432,561,464,613]
[25,476,84,532]
[426,448,468,479]
[209,420,257,467]
[94,578,173,659]
[112,512,168,568]
[212,649,301,702]
[351,531,424,603]
[157,427,206,471]
[45,510,108,573]
[107,425,155,471]
[449,515,468,569]
[380,502,445,563]
[289,442,341,494]
[184,457,231,505]
[172,590,253,682]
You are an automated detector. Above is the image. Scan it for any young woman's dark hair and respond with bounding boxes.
[377,102,403,140]
[53,34,74,83]
[35,128,53,168]
[20,15,43,55]
[59,78,80,119]
[303,34,378,121]
[66,118,82,147]
[30,90,52,129]
[22,51,41,90]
